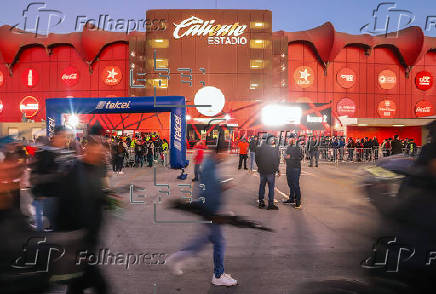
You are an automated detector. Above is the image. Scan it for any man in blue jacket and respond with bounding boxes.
[166,132,238,287]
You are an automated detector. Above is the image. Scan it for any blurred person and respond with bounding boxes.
[347,137,355,161]
[145,139,154,167]
[192,140,205,182]
[166,131,238,286]
[30,126,70,231]
[391,135,402,155]
[162,139,169,167]
[283,137,304,208]
[56,134,108,294]
[115,141,126,174]
[134,139,144,167]
[237,137,249,170]
[248,136,258,172]
[255,136,280,210]
[339,136,346,161]
[408,138,417,157]
[372,136,379,160]
[0,150,50,294]
[110,139,118,173]
[307,136,319,167]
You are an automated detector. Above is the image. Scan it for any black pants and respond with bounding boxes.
[238,154,248,169]
[115,156,124,172]
[287,168,302,206]
[67,265,107,294]
[147,153,153,167]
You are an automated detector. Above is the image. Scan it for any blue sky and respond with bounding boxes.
[2,0,436,36]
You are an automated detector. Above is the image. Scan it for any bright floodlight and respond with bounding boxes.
[186,115,192,120]
[66,114,79,129]
[261,105,302,126]
[224,114,231,120]
[194,86,225,117]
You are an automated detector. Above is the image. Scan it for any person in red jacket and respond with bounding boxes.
[238,138,249,170]
[192,140,205,182]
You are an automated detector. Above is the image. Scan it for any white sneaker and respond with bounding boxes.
[118,171,124,175]
[211,273,237,286]
[166,252,186,276]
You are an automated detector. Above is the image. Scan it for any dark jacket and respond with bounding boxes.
[255,144,280,175]
[249,140,257,152]
[391,139,403,155]
[285,145,304,169]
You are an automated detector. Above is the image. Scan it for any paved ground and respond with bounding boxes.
[75,155,383,294]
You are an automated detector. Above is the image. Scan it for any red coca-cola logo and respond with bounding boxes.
[377,99,397,118]
[415,71,433,91]
[336,98,356,116]
[21,68,39,88]
[61,66,79,87]
[415,100,434,117]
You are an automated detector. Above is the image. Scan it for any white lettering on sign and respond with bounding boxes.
[95,101,132,110]
[173,16,247,42]
[174,114,182,151]
[340,74,354,82]
[62,73,78,81]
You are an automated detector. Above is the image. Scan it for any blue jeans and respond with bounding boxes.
[181,224,225,278]
[249,151,256,170]
[33,197,57,231]
[258,173,275,205]
[287,168,301,206]
[193,164,200,180]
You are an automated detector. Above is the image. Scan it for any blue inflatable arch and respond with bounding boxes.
[45,96,188,169]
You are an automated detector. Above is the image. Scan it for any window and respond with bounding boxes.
[148,39,169,48]
[250,22,265,29]
[147,78,168,89]
[250,39,266,49]
[250,60,264,69]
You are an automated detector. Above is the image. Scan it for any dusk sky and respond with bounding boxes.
[1,0,436,36]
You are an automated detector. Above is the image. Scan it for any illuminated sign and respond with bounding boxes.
[378,70,396,90]
[20,96,39,118]
[294,66,314,88]
[415,71,433,91]
[0,71,4,87]
[262,105,302,126]
[102,66,123,86]
[336,68,356,89]
[415,100,434,117]
[95,101,131,110]
[22,68,39,88]
[174,113,182,151]
[194,86,225,117]
[173,16,248,45]
[377,99,396,118]
[61,66,80,87]
[0,99,3,113]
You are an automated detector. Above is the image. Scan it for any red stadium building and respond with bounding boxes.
[0,9,435,145]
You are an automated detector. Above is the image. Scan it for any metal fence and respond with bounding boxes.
[278,146,422,164]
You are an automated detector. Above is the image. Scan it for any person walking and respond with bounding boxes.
[283,137,304,209]
[162,139,169,167]
[166,132,238,286]
[145,139,154,167]
[255,137,280,210]
[307,136,319,167]
[248,136,258,172]
[391,135,403,155]
[115,141,126,174]
[237,138,249,170]
[192,140,205,182]
[134,140,144,167]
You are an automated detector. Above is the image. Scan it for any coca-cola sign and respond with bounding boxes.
[21,68,39,88]
[415,100,434,117]
[61,66,79,87]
